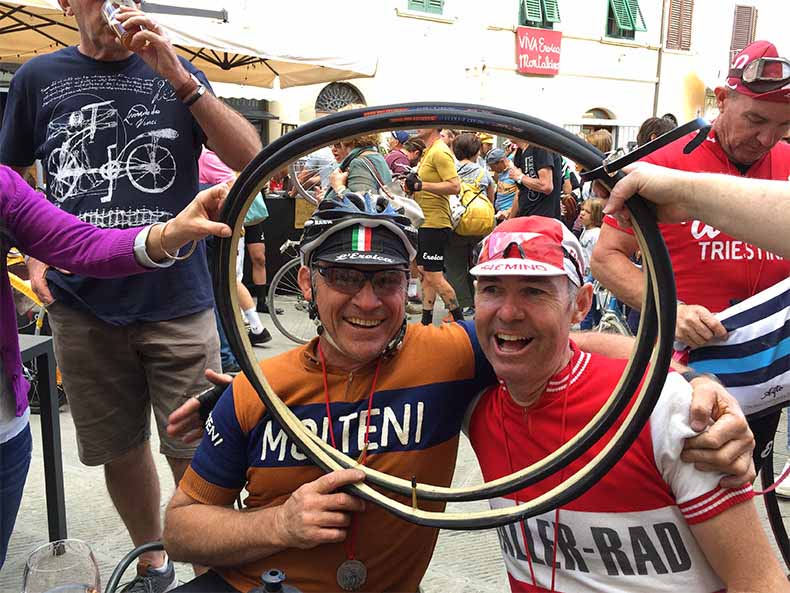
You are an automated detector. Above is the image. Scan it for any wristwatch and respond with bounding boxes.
[175,73,206,106]
[184,83,206,107]
[680,370,723,385]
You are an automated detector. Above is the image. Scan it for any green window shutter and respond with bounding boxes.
[542,0,561,23]
[427,0,444,13]
[408,0,427,11]
[625,0,647,31]
[521,0,543,22]
[609,0,634,30]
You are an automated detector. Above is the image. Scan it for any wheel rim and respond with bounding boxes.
[267,258,315,345]
[213,103,679,529]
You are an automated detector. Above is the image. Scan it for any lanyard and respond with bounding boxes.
[318,343,382,561]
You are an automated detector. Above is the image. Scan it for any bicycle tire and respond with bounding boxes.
[216,104,674,527]
[267,257,315,345]
[213,102,682,529]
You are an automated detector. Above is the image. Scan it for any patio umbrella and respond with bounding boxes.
[0,0,377,88]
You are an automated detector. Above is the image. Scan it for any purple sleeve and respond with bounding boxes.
[0,166,146,278]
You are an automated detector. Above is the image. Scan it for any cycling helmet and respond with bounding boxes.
[300,192,418,267]
[299,192,417,358]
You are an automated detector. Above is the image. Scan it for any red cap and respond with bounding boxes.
[470,216,584,285]
[726,41,790,103]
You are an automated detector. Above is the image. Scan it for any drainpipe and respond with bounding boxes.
[653,0,669,116]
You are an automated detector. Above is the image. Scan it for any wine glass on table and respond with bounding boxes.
[23,539,100,593]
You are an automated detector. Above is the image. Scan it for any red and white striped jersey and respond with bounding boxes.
[466,343,753,593]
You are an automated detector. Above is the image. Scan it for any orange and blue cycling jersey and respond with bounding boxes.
[180,320,494,593]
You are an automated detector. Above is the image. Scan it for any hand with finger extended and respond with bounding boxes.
[273,469,366,550]
[166,369,233,443]
[676,303,727,348]
[681,377,756,488]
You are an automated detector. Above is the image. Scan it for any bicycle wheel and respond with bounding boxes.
[267,257,316,344]
[287,146,336,205]
[213,103,684,530]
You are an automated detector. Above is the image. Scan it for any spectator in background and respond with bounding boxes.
[408,128,463,325]
[0,1,262,586]
[445,132,494,317]
[326,132,392,200]
[199,148,272,353]
[403,137,426,167]
[578,197,605,330]
[559,156,581,230]
[507,139,563,221]
[486,148,517,223]
[586,129,614,155]
[479,132,494,158]
[440,128,459,152]
[502,138,516,160]
[385,131,412,177]
[387,130,409,153]
[636,116,678,147]
[579,129,614,200]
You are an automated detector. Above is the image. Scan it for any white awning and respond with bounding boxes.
[0,0,377,88]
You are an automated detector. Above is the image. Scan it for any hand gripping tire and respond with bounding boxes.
[213,103,679,530]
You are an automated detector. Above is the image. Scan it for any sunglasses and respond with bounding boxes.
[316,266,409,296]
[730,57,790,93]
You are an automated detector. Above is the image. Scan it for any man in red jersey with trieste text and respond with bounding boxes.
[591,40,790,474]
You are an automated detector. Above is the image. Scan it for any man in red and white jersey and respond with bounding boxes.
[590,40,790,470]
[466,216,788,593]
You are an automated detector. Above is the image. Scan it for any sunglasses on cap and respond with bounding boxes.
[481,232,584,285]
[730,57,790,93]
[316,266,409,297]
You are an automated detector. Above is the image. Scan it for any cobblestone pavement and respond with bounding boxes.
[2,315,789,591]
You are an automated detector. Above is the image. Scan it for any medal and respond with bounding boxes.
[337,559,367,591]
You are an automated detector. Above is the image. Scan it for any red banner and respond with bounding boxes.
[516,27,562,76]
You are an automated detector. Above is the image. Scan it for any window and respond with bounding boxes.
[730,5,756,57]
[606,0,646,40]
[519,0,561,29]
[315,83,366,114]
[666,0,693,51]
[408,0,444,14]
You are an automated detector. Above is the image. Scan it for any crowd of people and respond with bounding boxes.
[0,1,789,589]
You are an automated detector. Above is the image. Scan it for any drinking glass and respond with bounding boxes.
[22,539,101,593]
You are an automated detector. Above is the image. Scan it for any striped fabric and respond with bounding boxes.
[679,484,754,524]
[351,224,372,251]
[688,277,790,417]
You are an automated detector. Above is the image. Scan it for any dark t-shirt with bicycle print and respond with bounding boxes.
[0,46,213,324]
